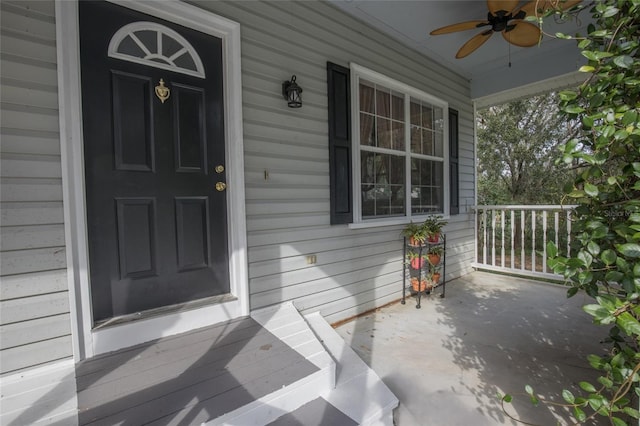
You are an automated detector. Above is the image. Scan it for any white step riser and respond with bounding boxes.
[206,366,335,426]
[304,312,399,426]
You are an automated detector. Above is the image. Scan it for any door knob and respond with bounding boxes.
[215,182,227,192]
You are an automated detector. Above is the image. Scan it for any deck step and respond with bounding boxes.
[304,312,399,426]
[267,397,357,426]
[221,303,398,425]
[75,306,332,426]
[74,302,394,425]
[204,302,336,425]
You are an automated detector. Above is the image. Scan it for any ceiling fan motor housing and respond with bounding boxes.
[487,9,527,32]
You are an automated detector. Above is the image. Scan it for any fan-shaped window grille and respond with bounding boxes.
[108,22,205,78]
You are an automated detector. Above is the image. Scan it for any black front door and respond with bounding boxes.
[79,1,229,323]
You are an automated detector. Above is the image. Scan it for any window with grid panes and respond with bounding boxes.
[354,65,448,222]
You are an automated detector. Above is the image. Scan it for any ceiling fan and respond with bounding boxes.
[430,0,581,59]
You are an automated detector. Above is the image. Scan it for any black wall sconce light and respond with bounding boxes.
[282,75,303,108]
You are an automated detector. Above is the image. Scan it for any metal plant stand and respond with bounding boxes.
[401,234,446,308]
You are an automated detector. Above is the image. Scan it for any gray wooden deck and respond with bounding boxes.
[76,316,318,425]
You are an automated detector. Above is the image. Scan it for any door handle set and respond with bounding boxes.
[215,165,226,191]
[214,165,226,191]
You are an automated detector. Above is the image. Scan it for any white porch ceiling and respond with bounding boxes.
[329,0,591,104]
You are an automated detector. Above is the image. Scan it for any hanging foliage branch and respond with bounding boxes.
[503,1,640,424]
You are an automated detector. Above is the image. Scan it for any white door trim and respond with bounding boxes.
[55,0,249,359]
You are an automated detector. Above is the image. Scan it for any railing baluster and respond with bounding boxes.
[491,210,496,266]
[475,207,479,266]
[554,211,559,249]
[483,208,487,265]
[567,210,572,257]
[531,210,536,272]
[542,210,548,273]
[501,209,505,267]
[521,209,525,271]
[510,210,515,270]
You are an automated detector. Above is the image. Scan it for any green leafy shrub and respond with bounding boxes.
[506,1,640,424]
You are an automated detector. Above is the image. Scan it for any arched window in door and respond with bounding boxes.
[108,21,206,78]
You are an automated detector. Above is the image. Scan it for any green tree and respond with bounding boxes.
[504,1,640,424]
[477,93,578,205]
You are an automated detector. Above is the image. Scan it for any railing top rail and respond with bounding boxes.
[472,205,578,211]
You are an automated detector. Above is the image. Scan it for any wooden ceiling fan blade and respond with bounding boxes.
[503,21,541,47]
[517,0,582,18]
[430,20,489,35]
[487,0,520,14]
[456,31,493,58]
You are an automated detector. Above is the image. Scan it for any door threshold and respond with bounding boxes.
[93,294,238,330]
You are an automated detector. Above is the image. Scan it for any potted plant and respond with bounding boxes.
[430,269,441,285]
[427,245,443,266]
[424,278,434,292]
[401,222,427,246]
[422,215,447,243]
[407,251,426,269]
[410,277,425,292]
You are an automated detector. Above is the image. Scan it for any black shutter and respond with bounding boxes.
[327,62,352,224]
[449,108,460,215]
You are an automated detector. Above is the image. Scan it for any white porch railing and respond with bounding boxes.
[473,205,577,280]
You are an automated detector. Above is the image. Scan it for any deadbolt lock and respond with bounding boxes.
[215,165,224,173]
[215,182,227,192]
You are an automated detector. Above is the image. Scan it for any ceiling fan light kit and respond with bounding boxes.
[430,0,582,59]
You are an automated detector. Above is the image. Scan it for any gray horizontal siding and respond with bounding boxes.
[1,291,69,325]
[0,270,68,300]
[1,201,64,226]
[1,313,71,349]
[1,224,65,251]
[0,0,72,376]
[189,0,476,322]
[1,128,61,156]
[0,335,73,376]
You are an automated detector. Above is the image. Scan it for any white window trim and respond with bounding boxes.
[56,0,248,360]
[349,63,450,228]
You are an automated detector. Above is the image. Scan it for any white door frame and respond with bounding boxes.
[55,0,249,359]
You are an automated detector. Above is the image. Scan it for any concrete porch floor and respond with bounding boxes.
[334,271,610,426]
